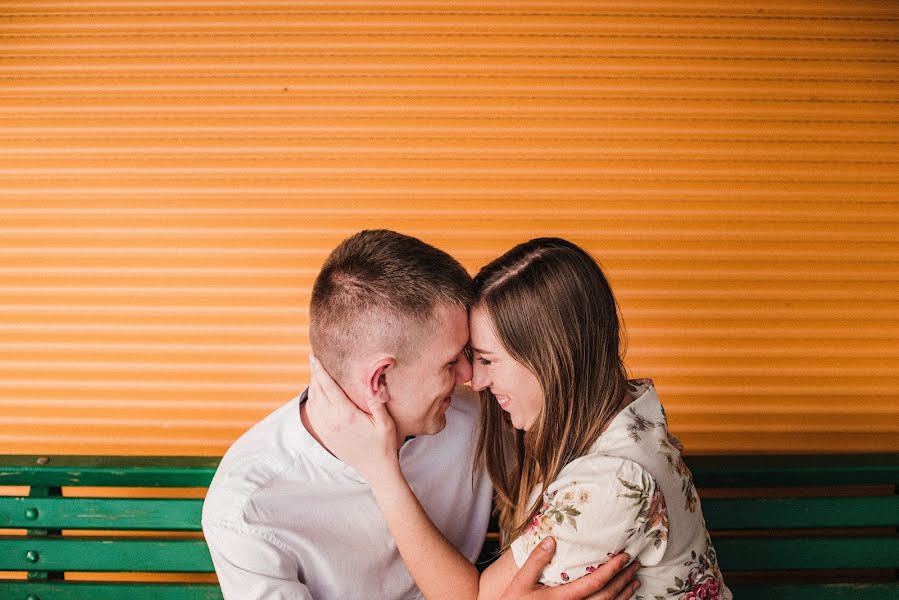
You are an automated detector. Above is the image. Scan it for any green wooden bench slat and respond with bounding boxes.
[0,581,223,600]
[716,536,899,571]
[728,583,899,600]
[0,455,219,487]
[702,496,899,529]
[0,537,214,572]
[688,453,899,487]
[3,453,896,488]
[0,497,203,531]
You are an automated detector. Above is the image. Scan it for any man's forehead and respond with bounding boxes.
[426,305,469,358]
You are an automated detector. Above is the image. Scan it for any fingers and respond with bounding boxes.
[612,580,640,600]
[582,559,640,600]
[309,355,356,417]
[509,537,556,590]
[563,552,634,598]
[367,398,396,434]
[307,374,341,432]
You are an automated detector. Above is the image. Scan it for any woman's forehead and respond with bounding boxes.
[468,307,499,349]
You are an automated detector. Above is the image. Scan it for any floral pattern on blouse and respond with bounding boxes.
[545,487,587,530]
[509,379,731,599]
[618,469,669,550]
[663,532,726,600]
[511,458,669,585]
[631,409,700,514]
[627,405,656,442]
[518,484,590,556]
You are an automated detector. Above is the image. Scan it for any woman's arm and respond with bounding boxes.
[372,473,640,600]
[368,459,485,600]
[308,358,639,600]
[308,358,489,600]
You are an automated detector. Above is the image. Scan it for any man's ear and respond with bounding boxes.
[367,356,396,405]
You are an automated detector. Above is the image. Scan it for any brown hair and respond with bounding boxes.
[310,229,472,381]
[473,238,629,544]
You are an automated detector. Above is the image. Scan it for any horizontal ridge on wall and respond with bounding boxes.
[0,1,896,455]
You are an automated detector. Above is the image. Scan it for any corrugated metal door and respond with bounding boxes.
[1,1,897,455]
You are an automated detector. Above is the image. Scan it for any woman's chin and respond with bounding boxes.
[508,413,529,431]
[513,414,538,432]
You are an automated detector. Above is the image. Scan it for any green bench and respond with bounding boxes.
[1,453,896,599]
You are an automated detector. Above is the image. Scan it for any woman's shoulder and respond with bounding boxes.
[588,379,676,458]
[552,451,661,506]
[512,453,670,582]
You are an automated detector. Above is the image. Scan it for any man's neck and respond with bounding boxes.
[299,398,331,454]
[300,393,407,457]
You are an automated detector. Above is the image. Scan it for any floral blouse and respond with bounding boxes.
[509,379,732,600]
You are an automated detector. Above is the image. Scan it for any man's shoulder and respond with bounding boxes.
[202,394,313,524]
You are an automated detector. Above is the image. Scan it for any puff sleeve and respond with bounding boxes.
[509,457,669,586]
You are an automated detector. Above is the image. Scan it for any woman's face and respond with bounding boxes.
[469,305,544,431]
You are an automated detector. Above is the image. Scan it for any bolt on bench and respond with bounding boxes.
[1,453,897,599]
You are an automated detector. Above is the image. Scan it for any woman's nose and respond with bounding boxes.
[470,362,489,391]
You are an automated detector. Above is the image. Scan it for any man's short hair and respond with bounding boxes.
[309,229,472,381]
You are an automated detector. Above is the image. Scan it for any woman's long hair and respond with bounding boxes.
[473,238,629,545]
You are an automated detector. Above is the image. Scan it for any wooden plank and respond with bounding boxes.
[688,453,899,487]
[0,536,214,572]
[0,581,223,600]
[702,496,899,529]
[0,456,218,488]
[716,536,899,571]
[0,497,203,531]
[1,453,897,488]
[729,583,899,599]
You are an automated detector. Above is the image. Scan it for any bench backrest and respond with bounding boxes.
[2,453,897,599]
[0,455,221,600]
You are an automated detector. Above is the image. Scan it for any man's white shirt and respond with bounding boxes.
[202,385,493,600]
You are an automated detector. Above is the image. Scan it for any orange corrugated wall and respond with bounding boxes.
[0,1,897,455]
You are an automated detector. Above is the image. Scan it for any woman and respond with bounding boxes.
[310,237,730,600]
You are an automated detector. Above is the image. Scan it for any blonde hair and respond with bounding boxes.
[473,238,629,544]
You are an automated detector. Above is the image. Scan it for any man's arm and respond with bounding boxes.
[203,520,314,600]
[487,538,641,600]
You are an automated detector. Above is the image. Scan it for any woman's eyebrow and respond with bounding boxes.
[471,346,493,355]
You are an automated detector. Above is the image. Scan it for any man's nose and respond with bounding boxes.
[455,354,472,385]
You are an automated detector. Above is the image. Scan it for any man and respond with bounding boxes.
[202,230,637,599]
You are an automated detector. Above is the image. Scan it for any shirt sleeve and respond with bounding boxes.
[509,457,669,586]
[203,520,315,600]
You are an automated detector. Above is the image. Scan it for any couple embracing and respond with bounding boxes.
[202,230,730,600]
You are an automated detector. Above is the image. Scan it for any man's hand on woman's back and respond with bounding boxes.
[500,537,640,600]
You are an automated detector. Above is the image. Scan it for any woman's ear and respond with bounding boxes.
[367,356,396,406]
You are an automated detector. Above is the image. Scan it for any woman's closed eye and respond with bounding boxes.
[477,357,491,366]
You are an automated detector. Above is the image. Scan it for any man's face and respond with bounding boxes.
[384,303,472,438]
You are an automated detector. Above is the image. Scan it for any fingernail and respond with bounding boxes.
[540,537,554,550]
